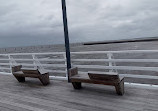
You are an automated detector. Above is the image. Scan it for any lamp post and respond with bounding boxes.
[61,0,71,82]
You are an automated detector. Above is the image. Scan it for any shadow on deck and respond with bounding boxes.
[0,75,157,111]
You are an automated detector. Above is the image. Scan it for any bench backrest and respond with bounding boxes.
[69,67,78,77]
[21,68,40,75]
[12,65,22,72]
[88,71,120,82]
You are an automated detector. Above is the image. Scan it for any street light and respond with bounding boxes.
[61,0,71,82]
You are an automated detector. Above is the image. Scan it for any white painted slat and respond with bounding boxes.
[74,65,158,72]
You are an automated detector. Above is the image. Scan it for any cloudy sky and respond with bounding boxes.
[0,0,158,47]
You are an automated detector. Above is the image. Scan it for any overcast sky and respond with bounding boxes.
[0,0,158,47]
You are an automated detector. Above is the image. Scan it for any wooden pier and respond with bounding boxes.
[0,75,157,111]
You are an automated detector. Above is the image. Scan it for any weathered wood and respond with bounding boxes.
[21,68,40,75]
[39,73,50,85]
[68,67,78,77]
[12,66,50,85]
[72,82,82,89]
[14,76,25,82]
[12,65,22,72]
[0,75,158,111]
[88,71,120,82]
[69,68,124,95]
[115,78,124,95]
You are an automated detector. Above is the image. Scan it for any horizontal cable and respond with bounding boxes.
[72,59,158,62]
[74,65,158,72]
[0,68,10,70]
[71,50,158,54]
[21,63,66,68]
[13,59,66,62]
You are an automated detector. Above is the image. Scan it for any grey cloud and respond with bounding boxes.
[67,0,158,42]
[0,0,158,47]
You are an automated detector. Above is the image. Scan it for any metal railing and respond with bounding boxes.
[71,50,158,85]
[0,52,67,80]
[0,50,158,85]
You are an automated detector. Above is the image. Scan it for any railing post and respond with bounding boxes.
[63,53,68,78]
[32,54,45,72]
[107,53,117,73]
[8,55,12,73]
[107,53,113,72]
[32,54,36,68]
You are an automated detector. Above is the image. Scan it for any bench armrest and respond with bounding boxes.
[118,77,124,84]
[119,76,124,81]
[68,67,78,77]
[12,65,22,72]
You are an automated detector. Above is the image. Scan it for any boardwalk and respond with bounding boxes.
[0,75,157,111]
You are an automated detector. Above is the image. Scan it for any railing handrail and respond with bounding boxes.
[71,50,158,84]
[0,50,158,84]
[1,49,158,56]
[0,52,65,56]
[0,52,67,80]
[71,50,158,54]
[72,59,158,62]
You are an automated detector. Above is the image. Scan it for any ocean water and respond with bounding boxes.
[0,41,158,85]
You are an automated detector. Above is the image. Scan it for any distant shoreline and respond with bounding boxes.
[83,37,158,45]
[0,37,158,54]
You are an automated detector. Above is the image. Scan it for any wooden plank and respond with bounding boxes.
[21,68,40,75]
[79,71,158,80]
[70,74,121,85]
[88,71,119,81]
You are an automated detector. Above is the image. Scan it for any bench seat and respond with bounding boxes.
[69,67,124,95]
[12,65,50,85]
[71,74,124,86]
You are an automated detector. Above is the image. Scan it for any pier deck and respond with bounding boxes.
[0,75,157,111]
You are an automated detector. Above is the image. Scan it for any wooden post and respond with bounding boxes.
[61,0,71,82]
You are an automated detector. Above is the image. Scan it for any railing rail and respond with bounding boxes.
[0,52,67,80]
[71,50,158,85]
[0,50,158,85]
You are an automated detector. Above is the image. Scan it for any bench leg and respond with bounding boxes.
[115,79,124,95]
[72,82,82,89]
[39,73,50,85]
[14,76,25,82]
